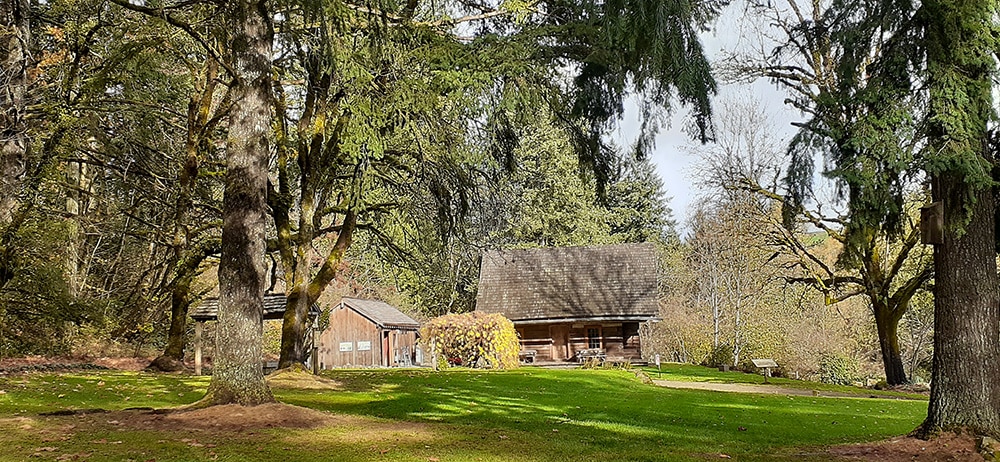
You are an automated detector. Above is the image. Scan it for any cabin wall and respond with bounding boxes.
[515,321,644,362]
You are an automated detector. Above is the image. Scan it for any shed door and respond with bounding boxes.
[382,331,391,367]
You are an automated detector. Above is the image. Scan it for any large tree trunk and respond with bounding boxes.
[873,302,907,386]
[0,0,31,287]
[922,172,1000,435]
[0,0,28,225]
[0,0,29,289]
[201,0,274,406]
[919,0,1000,438]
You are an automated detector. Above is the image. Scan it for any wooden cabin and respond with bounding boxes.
[475,243,659,363]
[316,298,420,369]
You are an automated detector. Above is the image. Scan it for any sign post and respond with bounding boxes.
[751,359,779,384]
[655,354,661,378]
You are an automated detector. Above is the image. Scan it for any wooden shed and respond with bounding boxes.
[475,243,659,363]
[188,292,319,374]
[317,298,420,369]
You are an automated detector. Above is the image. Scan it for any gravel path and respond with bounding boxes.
[652,380,893,399]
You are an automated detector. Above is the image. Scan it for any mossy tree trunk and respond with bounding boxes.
[872,300,907,386]
[150,60,222,372]
[277,211,356,368]
[202,0,275,406]
[270,50,358,369]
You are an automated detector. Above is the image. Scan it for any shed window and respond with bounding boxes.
[587,327,601,349]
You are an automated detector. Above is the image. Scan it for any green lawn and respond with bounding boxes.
[0,366,927,461]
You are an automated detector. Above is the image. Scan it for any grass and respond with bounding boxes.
[0,366,928,461]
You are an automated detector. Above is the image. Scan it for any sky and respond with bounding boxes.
[612,6,803,236]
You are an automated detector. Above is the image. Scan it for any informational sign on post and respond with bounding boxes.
[655,354,661,377]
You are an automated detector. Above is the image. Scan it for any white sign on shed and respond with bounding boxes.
[339,342,353,352]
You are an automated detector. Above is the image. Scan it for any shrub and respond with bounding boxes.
[419,312,520,370]
[702,343,734,368]
[819,353,861,385]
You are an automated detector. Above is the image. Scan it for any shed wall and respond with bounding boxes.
[319,306,379,368]
[317,306,420,368]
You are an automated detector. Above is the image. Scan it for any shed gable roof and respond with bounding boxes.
[340,297,420,330]
[475,243,658,322]
[190,293,319,321]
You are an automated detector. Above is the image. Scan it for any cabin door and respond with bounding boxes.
[550,325,570,361]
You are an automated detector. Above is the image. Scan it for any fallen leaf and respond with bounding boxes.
[718,454,731,459]
[56,453,91,461]
[34,447,58,452]
[428,458,440,461]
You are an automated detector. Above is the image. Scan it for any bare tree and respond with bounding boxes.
[694,95,932,385]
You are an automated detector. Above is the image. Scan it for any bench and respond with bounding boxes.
[751,358,779,383]
[263,360,279,374]
[576,348,606,364]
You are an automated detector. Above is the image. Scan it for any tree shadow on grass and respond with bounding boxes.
[277,368,927,460]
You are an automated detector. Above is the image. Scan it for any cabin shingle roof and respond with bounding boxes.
[475,243,659,323]
[339,298,420,330]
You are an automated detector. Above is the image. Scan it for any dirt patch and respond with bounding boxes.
[0,356,152,374]
[86,404,436,443]
[827,432,985,461]
[266,369,342,390]
[91,357,152,371]
[115,403,348,433]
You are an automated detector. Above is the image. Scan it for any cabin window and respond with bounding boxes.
[587,327,601,349]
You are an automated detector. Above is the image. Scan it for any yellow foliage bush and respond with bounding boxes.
[419,312,520,370]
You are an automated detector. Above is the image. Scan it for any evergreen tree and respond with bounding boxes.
[733,0,1000,435]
